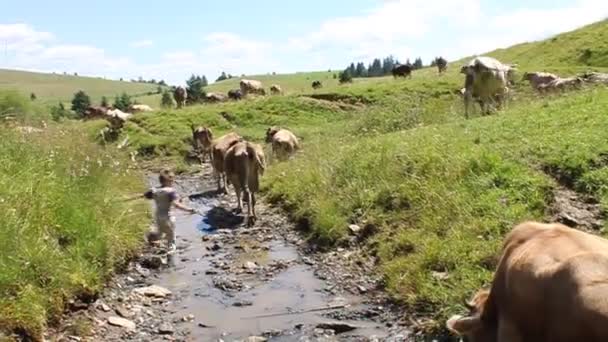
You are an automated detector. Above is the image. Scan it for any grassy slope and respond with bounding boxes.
[114,19,608,334]
[207,71,337,95]
[0,92,149,339]
[0,69,161,106]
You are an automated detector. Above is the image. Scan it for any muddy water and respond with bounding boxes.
[151,173,389,341]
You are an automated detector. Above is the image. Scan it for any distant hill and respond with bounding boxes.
[484,19,608,68]
[0,69,162,105]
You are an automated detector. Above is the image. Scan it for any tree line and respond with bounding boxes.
[341,56,425,79]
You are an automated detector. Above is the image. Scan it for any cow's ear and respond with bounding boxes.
[446,315,481,335]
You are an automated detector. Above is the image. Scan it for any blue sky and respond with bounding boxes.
[1,0,607,84]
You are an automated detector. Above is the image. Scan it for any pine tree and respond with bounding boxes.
[101,96,109,107]
[202,76,208,87]
[161,90,173,108]
[355,62,367,78]
[113,92,132,111]
[71,90,91,117]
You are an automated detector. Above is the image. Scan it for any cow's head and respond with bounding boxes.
[446,289,496,342]
[192,125,213,146]
[265,126,280,143]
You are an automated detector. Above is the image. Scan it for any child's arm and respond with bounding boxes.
[169,191,198,214]
[122,190,153,202]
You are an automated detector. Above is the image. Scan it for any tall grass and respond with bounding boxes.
[0,120,147,338]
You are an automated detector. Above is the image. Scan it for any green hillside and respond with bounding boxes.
[115,19,608,335]
[0,69,161,105]
[486,19,608,69]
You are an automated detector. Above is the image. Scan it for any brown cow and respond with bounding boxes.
[392,64,412,78]
[522,72,559,91]
[447,221,608,342]
[270,84,283,95]
[211,132,242,193]
[173,86,187,108]
[224,141,266,226]
[191,125,214,163]
[265,126,299,160]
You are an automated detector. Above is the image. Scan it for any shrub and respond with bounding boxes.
[71,91,91,118]
[0,90,33,119]
[161,90,174,108]
[113,92,132,111]
[339,70,353,84]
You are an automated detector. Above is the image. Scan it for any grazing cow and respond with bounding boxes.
[435,57,448,74]
[447,221,608,342]
[191,125,214,163]
[522,72,559,91]
[460,56,516,118]
[83,105,109,120]
[579,72,608,84]
[265,126,299,160]
[239,79,266,96]
[204,92,228,103]
[211,132,242,193]
[129,104,154,113]
[538,77,584,93]
[312,80,323,89]
[224,141,266,226]
[228,89,243,101]
[270,84,283,95]
[173,86,187,108]
[392,64,413,78]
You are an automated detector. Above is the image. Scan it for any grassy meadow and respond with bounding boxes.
[0,92,149,339]
[2,17,608,339]
[112,19,608,334]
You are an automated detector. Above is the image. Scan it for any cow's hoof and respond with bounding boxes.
[247,217,256,227]
[233,208,242,214]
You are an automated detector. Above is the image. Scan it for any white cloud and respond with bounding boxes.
[0,23,54,54]
[130,39,153,48]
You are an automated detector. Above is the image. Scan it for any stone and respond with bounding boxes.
[348,224,361,234]
[315,322,358,334]
[232,300,253,307]
[96,301,111,312]
[107,316,136,330]
[243,261,258,271]
[140,256,163,270]
[245,337,267,342]
[357,285,368,293]
[302,257,314,266]
[157,323,174,335]
[116,306,134,318]
[133,285,172,298]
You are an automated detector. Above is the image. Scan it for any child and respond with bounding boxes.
[134,169,198,253]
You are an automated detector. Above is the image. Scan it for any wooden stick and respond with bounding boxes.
[240,304,347,320]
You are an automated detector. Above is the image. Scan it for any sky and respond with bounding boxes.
[1,0,607,85]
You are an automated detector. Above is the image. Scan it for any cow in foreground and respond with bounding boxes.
[312,80,323,89]
[239,79,266,96]
[224,141,266,226]
[173,86,187,108]
[392,64,412,78]
[270,84,283,95]
[447,221,608,342]
[522,72,559,91]
[265,126,299,160]
[211,132,242,193]
[460,56,516,118]
[191,125,214,163]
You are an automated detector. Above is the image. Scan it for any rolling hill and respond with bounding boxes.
[0,68,162,106]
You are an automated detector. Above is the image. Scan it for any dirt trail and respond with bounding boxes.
[49,165,410,342]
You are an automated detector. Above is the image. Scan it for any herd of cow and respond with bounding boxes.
[191,124,299,225]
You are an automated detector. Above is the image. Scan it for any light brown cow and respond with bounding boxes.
[224,141,266,226]
[173,86,187,108]
[265,126,299,160]
[270,84,283,95]
[522,72,559,90]
[538,76,584,93]
[191,125,214,163]
[239,79,266,96]
[211,132,242,193]
[204,92,228,103]
[461,56,516,118]
[447,221,608,342]
[129,104,154,113]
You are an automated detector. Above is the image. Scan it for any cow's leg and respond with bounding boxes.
[234,187,243,214]
[247,191,256,226]
[464,94,471,119]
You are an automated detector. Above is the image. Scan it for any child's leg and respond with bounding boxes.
[158,218,176,251]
